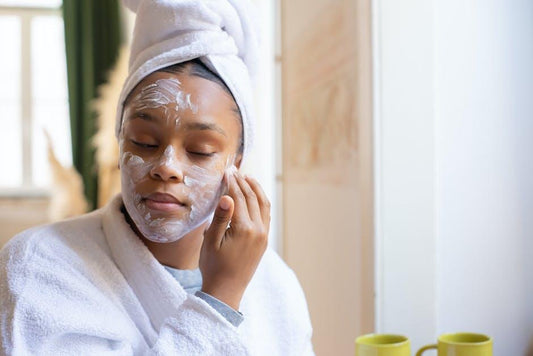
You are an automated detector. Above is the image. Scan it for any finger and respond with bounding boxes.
[234,171,262,224]
[245,175,271,226]
[220,168,231,196]
[204,195,234,249]
[227,171,250,222]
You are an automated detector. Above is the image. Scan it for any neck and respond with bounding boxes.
[121,204,207,270]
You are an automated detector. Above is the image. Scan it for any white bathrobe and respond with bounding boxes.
[0,195,314,356]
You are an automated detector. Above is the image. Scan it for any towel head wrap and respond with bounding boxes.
[117,0,261,161]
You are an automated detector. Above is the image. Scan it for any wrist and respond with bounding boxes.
[200,285,243,311]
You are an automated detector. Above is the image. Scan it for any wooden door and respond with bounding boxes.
[280,0,374,354]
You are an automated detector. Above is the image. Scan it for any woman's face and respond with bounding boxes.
[119,70,242,243]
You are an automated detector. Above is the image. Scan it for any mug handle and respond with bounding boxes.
[416,344,437,356]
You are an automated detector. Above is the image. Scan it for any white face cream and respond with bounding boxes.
[119,77,237,243]
[120,146,235,243]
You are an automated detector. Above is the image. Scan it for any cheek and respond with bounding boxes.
[185,155,235,199]
[185,164,222,193]
[120,151,153,185]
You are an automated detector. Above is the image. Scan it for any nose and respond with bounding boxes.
[150,164,184,182]
[150,147,184,182]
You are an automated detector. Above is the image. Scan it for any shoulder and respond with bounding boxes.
[0,209,113,297]
[241,247,314,352]
[0,207,128,315]
[0,208,141,351]
[255,247,303,294]
[0,209,106,267]
[249,247,313,325]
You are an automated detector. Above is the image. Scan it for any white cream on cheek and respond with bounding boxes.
[119,78,234,243]
[120,142,236,243]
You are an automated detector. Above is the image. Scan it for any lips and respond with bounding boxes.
[143,192,187,212]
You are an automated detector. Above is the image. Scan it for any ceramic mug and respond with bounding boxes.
[416,332,492,356]
[355,334,411,356]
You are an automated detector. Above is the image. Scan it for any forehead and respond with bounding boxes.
[121,70,242,143]
[124,70,237,116]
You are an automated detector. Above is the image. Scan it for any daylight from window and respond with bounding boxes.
[0,1,70,190]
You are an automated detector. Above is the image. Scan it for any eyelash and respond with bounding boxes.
[131,140,158,149]
[189,151,215,158]
[131,140,215,157]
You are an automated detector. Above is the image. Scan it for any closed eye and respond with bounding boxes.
[188,151,215,157]
[131,140,158,149]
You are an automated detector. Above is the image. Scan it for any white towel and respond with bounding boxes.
[0,195,315,355]
[116,0,262,160]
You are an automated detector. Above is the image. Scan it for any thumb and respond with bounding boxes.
[204,195,234,248]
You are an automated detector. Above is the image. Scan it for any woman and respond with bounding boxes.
[0,0,314,355]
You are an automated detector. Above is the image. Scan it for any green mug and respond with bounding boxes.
[416,332,493,356]
[355,334,411,356]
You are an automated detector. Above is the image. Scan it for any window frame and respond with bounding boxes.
[0,4,65,197]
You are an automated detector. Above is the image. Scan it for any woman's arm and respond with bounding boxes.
[148,293,249,355]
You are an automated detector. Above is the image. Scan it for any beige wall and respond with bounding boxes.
[281,0,374,354]
[0,198,49,247]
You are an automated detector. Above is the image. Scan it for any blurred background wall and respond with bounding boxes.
[374,0,533,354]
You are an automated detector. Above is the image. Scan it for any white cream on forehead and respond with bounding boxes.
[129,77,199,127]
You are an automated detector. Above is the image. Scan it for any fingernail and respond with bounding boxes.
[228,165,238,175]
[220,198,231,210]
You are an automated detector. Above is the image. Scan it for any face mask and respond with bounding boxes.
[119,77,237,243]
[120,145,235,243]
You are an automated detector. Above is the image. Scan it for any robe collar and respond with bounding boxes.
[102,194,188,332]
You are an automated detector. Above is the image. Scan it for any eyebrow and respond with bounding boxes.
[130,113,227,137]
[184,122,227,137]
[130,112,158,122]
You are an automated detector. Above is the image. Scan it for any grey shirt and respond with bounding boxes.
[163,265,244,327]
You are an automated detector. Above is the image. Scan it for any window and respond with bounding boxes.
[0,0,71,194]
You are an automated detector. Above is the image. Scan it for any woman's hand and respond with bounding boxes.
[199,170,270,311]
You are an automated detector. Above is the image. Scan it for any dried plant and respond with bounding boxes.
[45,130,88,221]
[91,45,130,208]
